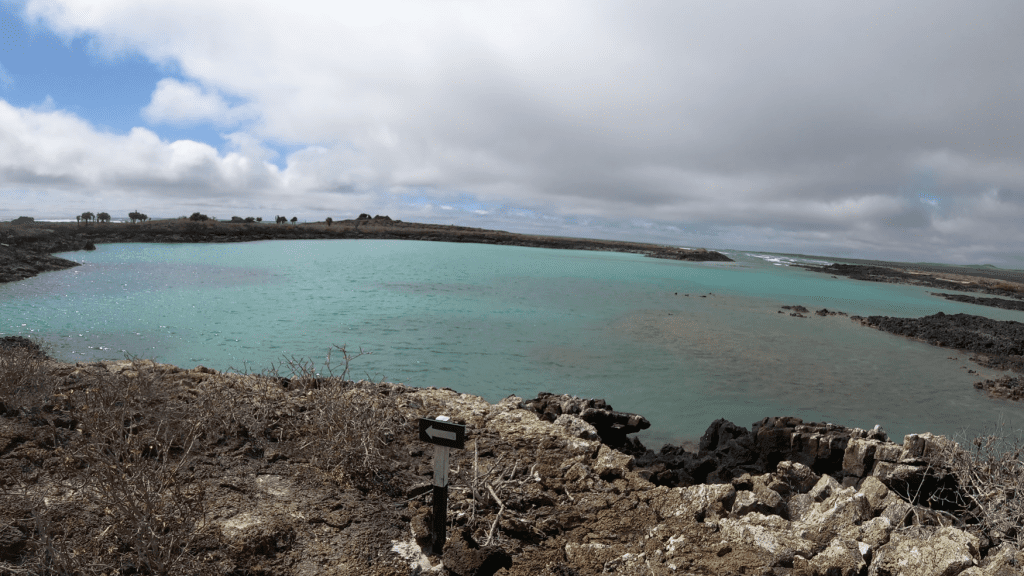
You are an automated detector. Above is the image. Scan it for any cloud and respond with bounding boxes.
[0,98,281,200]
[8,0,1024,264]
[142,78,254,126]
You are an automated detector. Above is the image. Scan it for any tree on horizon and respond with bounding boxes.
[81,212,94,225]
[97,212,111,223]
[325,217,333,226]
[290,216,298,224]
[128,211,148,224]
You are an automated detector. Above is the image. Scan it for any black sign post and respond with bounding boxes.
[418,416,466,554]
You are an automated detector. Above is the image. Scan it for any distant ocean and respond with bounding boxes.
[2,240,1022,447]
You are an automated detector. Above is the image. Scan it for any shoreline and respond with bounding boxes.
[799,262,1024,306]
[1,344,1020,574]
[0,217,732,285]
[771,304,1024,400]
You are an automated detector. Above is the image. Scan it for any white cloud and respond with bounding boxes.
[0,99,281,199]
[142,78,254,126]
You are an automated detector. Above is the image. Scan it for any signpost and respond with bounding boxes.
[418,416,466,554]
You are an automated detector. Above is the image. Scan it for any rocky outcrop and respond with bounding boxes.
[637,417,893,488]
[0,336,46,356]
[853,312,1024,357]
[521,392,650,452]
[0,244,80,283]
[645,246,733,262]
[853,311,1024,374]
[801,262,1024,301]
[931,292,1024,311]
[973,375,1024,401]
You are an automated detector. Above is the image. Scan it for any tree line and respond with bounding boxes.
[76,211,148,224]
[60,212,346,225]
[9,212,349,225]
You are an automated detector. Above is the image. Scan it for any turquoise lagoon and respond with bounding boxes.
[2,240,1022,447]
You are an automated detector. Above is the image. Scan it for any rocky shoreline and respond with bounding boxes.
[799,263,1024,306]
[0,342,1020,575]
[930,292,1024,312]
[0,218,731,284]
[775,304,1024,400]
[973,375,1024,402]
[850,311,1024,374]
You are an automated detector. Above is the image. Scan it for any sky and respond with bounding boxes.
[0,1,1022,266]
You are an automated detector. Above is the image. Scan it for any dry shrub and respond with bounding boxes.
[270,346,411,494]
[295,380,409,494]
[65,359,209,575]
[933,427,1024,550]
[449,447,535,546]
[0,339,53,412]
[190,371,288,453]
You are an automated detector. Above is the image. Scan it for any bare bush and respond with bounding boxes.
[71,360,210,574]
[447,446,535,545]
[269,346,410,494]
[928,427,1024,549]
[0,341,53,413]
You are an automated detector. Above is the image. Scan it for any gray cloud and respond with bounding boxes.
[8,0,1024,265]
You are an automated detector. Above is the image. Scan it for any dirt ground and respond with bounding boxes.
[1,341,1022,575]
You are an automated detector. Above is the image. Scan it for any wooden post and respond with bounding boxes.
[418,416,466,555]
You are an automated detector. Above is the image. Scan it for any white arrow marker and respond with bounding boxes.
[426,426,457,441]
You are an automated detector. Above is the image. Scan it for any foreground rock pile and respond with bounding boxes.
[410,394,1023,576]
[1,351,1021,575]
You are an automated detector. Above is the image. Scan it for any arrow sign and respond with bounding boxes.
[425,426,456,442]
[418,418,466,449]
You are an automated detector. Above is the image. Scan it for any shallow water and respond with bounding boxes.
[2,240,1022,447]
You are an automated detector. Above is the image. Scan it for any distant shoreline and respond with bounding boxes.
[798,261,1024,305]
[0,216,732,285]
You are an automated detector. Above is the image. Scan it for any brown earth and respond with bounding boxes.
[0,218,731,285]
[1,341,1021,575]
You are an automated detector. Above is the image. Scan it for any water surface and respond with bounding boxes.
[2,240,1022,446]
